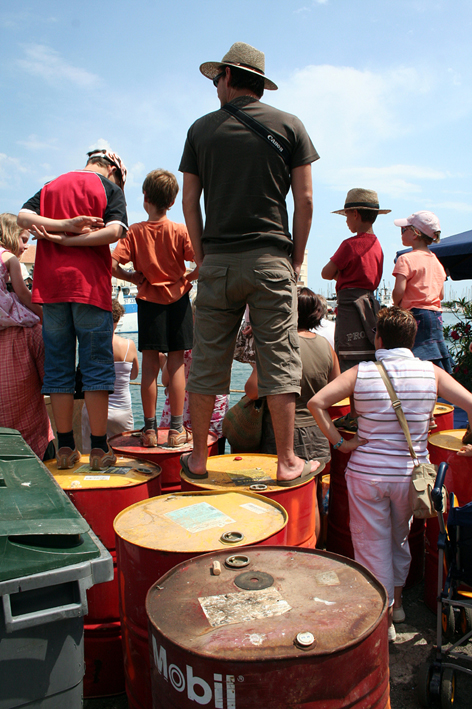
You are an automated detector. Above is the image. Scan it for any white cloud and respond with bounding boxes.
[17,44,100,88]
[17,135,58,151]
[323,164,450,200]
[434,201,472,213]
[0,153,28,189]
[125,162,146,188]
[87,138,112,152]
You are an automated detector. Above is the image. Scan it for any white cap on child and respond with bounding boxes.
[394,211,441,241]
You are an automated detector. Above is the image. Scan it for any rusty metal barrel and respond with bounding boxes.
[47,454,161,698]
[110,429,218,492]
[146,546,390,709]
[432,403,455,432]
[327,430,424,588]
[115,490,288,709]
[180,453,322,547]
[426,429,472,612]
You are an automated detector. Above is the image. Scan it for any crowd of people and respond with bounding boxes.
[2,40,472,643]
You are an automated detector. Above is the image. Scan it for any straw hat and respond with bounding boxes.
[332,188,391,215]
[200,42,278,91]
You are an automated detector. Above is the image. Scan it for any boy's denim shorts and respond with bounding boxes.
[41,303,114,395]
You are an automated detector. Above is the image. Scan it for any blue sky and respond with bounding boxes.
[2,0,472,298]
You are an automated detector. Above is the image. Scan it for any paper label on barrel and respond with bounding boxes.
[199,588,291,627]
[164,502,236,533]
[239,502,267,515]
[84,475,110,481]
[76,465,134,475]
[315,571,340,586]
[227,470,272,485]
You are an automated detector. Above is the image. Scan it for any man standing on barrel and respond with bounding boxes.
[179,41,320,485]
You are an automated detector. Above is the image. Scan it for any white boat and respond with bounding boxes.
[114,285,138,333]
[377,281,393,308]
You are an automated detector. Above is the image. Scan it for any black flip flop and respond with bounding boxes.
[180,453,208,480]
[277,459,326,488]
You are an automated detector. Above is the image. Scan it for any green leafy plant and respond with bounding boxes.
[443,298,472,392]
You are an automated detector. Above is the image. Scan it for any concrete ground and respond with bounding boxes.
[84,577,472,709]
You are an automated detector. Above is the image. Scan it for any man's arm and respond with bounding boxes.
[291,164,313,277]
[31,223,123,246]
[182,173,204,267]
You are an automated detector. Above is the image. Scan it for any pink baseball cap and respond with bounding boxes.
[394,211,441,241]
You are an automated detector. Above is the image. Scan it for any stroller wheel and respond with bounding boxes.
[440,668,455,709]
[459,605,472,635]
[441,605,456,640]
[416,662,434,706]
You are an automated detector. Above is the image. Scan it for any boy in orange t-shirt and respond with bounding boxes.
[112,169,197,447]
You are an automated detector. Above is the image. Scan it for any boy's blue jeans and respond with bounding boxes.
[41,302,114,394]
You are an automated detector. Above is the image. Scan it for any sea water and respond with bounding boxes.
[127,312,465,428]
[126,333,252,429]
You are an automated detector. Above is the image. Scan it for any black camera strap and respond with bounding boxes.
[222,103,292,166]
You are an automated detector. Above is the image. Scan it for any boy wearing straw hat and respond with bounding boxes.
[321,188,389,431]
[179,41,320,486]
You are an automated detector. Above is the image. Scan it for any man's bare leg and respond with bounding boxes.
[267,393,320,481]
[184,392,215,475]
[84,391,109,436]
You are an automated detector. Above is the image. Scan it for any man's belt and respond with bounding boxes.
[222,103,292,166]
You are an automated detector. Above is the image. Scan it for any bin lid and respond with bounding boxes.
[109,428,217,456]
[146,547,387,659]
[181,453,313,492]
[114,491,287,552]
[0,430,104,582]
[47,455,161,490]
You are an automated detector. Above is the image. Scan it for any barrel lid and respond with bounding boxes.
[109,428,217,457]
[46,455,161,490]
[433,403,454,415]
[429,429,466,451]
[146,546,387,659]
[330,398,350,408]
[114,491,287,551]
[181,454,315,491]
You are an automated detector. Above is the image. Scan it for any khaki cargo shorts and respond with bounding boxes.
[188,247,302,397]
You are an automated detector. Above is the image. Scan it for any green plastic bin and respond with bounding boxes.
[0,428,113,708]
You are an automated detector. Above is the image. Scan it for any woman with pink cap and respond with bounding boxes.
[392,210,453,373]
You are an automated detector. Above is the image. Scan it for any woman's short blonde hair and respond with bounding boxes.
[0,213,21,256]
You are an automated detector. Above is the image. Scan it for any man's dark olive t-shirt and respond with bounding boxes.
[179,96,319,255]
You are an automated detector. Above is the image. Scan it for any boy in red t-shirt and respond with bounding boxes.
[112,169,197,448]
[18,148,128,470]
[321,188,389,430]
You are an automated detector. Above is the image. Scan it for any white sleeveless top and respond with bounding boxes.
[346,348,437,481]
[109,339,133,410]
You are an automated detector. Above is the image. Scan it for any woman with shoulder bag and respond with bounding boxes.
[308,306,472,642]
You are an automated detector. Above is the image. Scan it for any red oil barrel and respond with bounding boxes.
[328,397,350,421]
[180,453,322,547]
[425,429,472,612]
[115,491,288,709]
[432,403,455,433]
[326,430,424,589]
[146,546,389,709]
[47,455,161,698]
[109,429,218,492]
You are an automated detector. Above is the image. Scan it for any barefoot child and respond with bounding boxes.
[0,213,42,328]
[112,169,197,448]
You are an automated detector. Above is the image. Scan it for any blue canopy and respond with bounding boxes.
[396,228,472,281]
